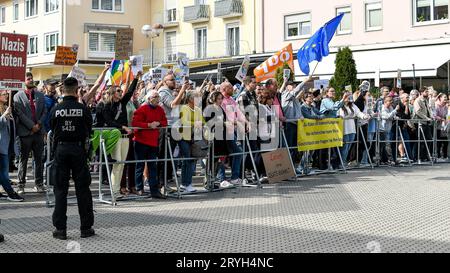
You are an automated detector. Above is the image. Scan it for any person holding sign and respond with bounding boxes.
[0,90,24,202]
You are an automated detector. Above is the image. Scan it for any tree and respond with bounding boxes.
[329,47,359,98]
[275,62,294,87]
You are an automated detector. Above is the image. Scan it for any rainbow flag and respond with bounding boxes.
[109,59,134,86]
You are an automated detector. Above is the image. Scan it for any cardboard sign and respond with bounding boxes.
[262,148,296,183]
[254,44,294,83]
[130,55,143,76]
[235,55,250,83]
[54,46,78,66]
[176,52,189,77]
[68,65,87,87]
[115,28,134,60]
[345,85,353,92]
[150,67,169,82]
[396,69,402,89]
[0,32,28,90]
[314,79,329,90]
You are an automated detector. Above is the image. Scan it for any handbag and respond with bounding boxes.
[191,140,209,158]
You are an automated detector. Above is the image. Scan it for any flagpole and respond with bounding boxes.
[310,62,319,78]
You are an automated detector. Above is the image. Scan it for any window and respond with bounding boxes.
[414,0,448,24]
[284,13,311,39]
[88,31,116,58]
[366,2,382,31]
[28,36,38,55]
[13,1,19,21]
[25,0,38,18]
[92,0,123,12]
[166,0,177,22]
[336,6,352,34]
[227,24,240,56]
[195,28,207,59]
[165,31,177,62]
[45,32,59,53]
[46,0,59,13]
[0,7,5,24]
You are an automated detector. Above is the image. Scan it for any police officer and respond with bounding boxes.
[50,77,94,240]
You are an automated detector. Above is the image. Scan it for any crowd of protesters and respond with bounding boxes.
[1,66,449,202]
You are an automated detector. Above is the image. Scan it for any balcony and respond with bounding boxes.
[184,5,210,23]
[163,8,179,28]
[214,0,243,18]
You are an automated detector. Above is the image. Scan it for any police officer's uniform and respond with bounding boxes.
[50,92,94,237]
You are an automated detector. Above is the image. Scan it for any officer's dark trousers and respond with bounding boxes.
[53,144,94,231]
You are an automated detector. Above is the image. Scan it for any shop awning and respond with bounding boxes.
[294,42,450,80]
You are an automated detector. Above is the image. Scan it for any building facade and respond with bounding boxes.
[0,0,151,83]
[263,0,450,91]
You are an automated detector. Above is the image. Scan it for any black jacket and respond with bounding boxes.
[102,79,138,130]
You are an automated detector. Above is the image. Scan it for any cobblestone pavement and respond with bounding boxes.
[1,164,450,253]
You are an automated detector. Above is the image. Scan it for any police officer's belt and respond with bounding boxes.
[58,141,84,146]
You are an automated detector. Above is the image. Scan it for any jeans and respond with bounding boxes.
[340,133,356,164]
[361,132,375,164]
[401,128,412,159]
[179,140,194,187]
[380,131,393,162]
[216,139,243,181]
[0,153,13,193]
[284,122,299,162]
[134,142,159,193]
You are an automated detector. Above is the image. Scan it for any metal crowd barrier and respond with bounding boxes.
[43,117,449,207]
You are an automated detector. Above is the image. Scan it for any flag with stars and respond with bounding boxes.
[298,13,344,75]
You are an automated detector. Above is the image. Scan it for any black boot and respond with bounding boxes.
[53,229,67,240]
[81,228,95,238]
[0,234,4,243]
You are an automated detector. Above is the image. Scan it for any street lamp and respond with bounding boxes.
[141,24,163,68]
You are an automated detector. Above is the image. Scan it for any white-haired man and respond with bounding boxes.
[132,90,168,198]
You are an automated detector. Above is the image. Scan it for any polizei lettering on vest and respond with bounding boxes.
[55,109,83,117]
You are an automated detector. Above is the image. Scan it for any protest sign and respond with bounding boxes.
[176,52,189,77]
[142,72,152,85]
[396,69,402,89]
[150,67,169,82]
[374,68,380,88]
[314,79,329,90]
[130,55,143,76]
[68,64,87,87]
[254,44,294,82]
[297,118,344,151]
[283,69,291,80]
[262,148,296,183]
[54,46,78,66]
[115,28,134,60]
[0,32,28,93]
[235,55,250,83]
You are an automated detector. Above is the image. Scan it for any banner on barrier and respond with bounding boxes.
[262,148,296,183]
[297,118,344,151]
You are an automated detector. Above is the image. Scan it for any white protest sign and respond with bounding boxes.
[396,69,402,89]
[142,72,152,85]
[130,55,144,76]
[176,52,189,77]
[235,55,250,83]
[150,67,169,82]
[68,65,87,87]
[374,68,380,88]
[314,79,329,90]
[283,69,291,80]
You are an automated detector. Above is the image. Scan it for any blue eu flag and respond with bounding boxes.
[298,13,344,75]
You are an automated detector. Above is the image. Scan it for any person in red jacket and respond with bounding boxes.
[132,90,168,199]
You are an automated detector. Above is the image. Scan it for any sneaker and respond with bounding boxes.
[34,185,46,193]
[17,186,25,195]
[0,192,7,200]
[230,178,243,185]
[259,177,269,184]
[53,229,67,240]
[184,185,197,193]
[114,193,125,200]
[295,167,304,175]
[220,181,233,188]
[80,228,95,238]
[7,192,24,202]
